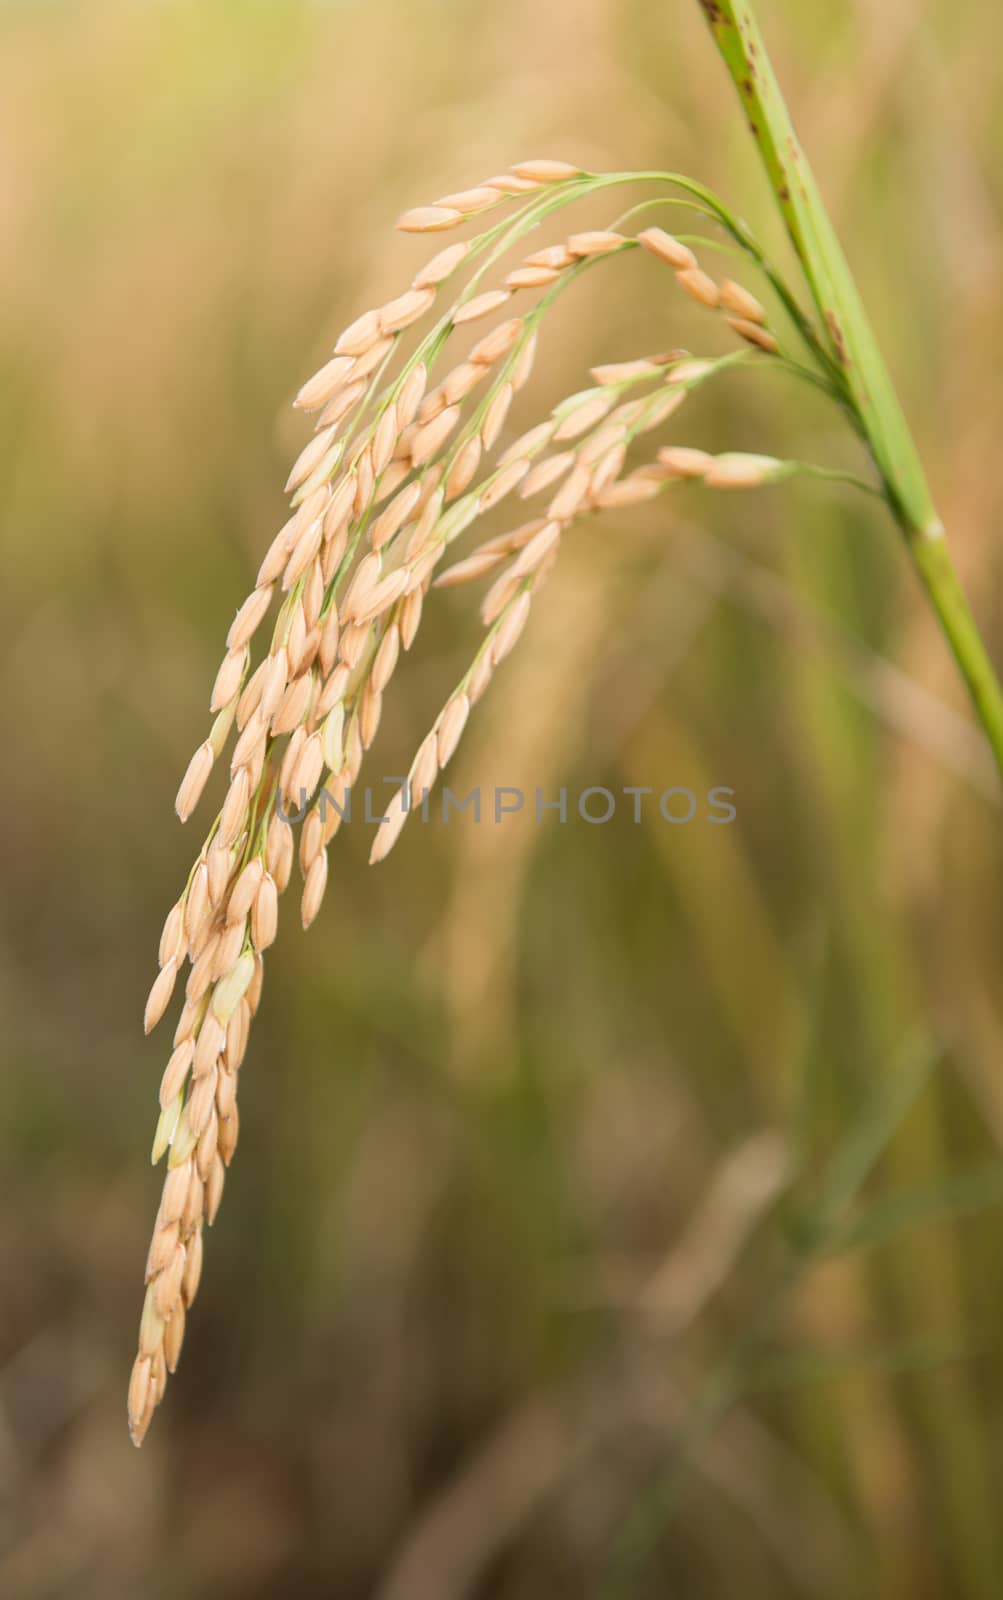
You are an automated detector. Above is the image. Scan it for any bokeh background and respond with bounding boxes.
[4,0,1003,1595]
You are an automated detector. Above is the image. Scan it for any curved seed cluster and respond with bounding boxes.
[131,157,791,1443]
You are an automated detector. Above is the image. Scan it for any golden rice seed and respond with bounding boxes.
[467,650,494,705]
[172,993,205,1051]
[153,1243,187,1321]
[577,421,627,466]
[417,386,447,427]
[288,621,320,680]
[669,357,715,386]
[554,393,613,442]
[210,646,247,714]
[436,693,470,768]
[144,958,178,1036]
[235,659,267,731]
[371,480,422,549]
[229,707,268,776]
[159,1159,193,1229]
[226,996,251,1068]
[260,648,290,719]
[360,683,383,749]
[477,517,546,557]
[186,1071,218,1140]
[482,383,513,450]
[317,661,350,718]
[491,590,533,665]
[185,942,217,1005]
[322,524,350,587]
[720,279,766,324]
[397,362,428,429]
[334,307,382,357]
[218,1104,240,1166]
[158,902,184,969]
[294,354,356,411]
[445,436,482,501]
[208,700,237,760]
[283,516,324,590]
[591,441,627,495]
[340,549,382,622]
[676,266,720,308]
[159,1040,195,1112]
[505,265,560,290]
[405,542,445,592]
[371,403,399,478]
[285,424,338,494]
[480,457,529,511]
[353,446,376,517]
[271,826,295,896]
[251,872,279,952]
[145,1218,179,1282]
[397,205,463,233]
[594,474,662,507]
[317,377,367,430]
[193,1013,226,1077]
[206,840,233,906]
[369,784,409,865]
[138,1283,165,1362]
[657,445,713,478]
[184,863,210,941]
[511,332,538,392]
[520,451,575,499]
[637,388,686,432]
[324,472,357,534]
[206,1153,226,1225]
[726,316,779,353]
[416,465,444,512]
[195,1106,219,1180]
[164,1301,186,1373]
[435,549,507,589]
[411,404,462,466]
[353,334,396,383]
[374,460,410,511]
[512,519,561,577]
[638,227,697,272]
[453,289,511,326]
[548,462,592,519]
[371,624,400,694]
[256,527,292,589]
[180,1168,204,1237]
[355,568,410,625]
[212,918,246,983]
[409,730,439,799]
[270,670,312,737]
[469,319,523,368]
[511,158,580,182]
[379,286,436,335]
[301,849,329,929]
[442,362,485,406]
[498,419,552,466]
[217,766,251,850]
[344,718,364,783]
[400,586,423,650]
[299,807,324,875]
[568,230,625,257]
[524,244,574,271]
[226,584,274,652]
[128,1355,152,1430]
[483,172,539,194]
[150,1345,168,1404]
[168,1105,199,1169]
[291,731,325,803]
[434,184,501,213]
[338,618,372,670]
[316,606,339,679]
[182,1225,203,1305]
[704,451,782,489]
[225,858,263,926]
[406,487,442,556]
[412,240,470,289]
[175,742,214,823]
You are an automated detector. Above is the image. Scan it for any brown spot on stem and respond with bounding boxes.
[699,0,725,24]
[826,310,849,366]
[741,76,754,96]
[778,184,791,203]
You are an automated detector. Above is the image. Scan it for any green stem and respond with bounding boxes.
[698,0,1003,783]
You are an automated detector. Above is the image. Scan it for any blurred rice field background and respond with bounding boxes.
[4,0,1003,1595]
